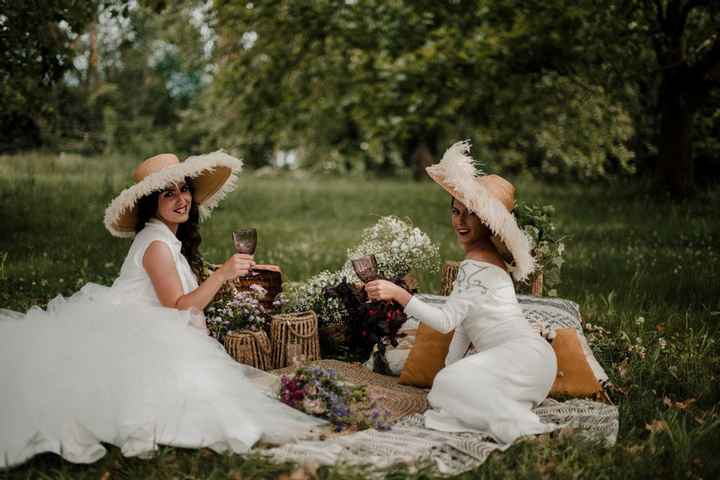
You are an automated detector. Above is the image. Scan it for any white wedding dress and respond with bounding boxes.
[404,260,558,445]
[0,219,324,468]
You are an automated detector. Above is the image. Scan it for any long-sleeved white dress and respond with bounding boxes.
[404,259,557,444]
[0,219,324,468]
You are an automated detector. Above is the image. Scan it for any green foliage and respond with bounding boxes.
[0,0,98,151]
[203,0,642,177]
[513,201,566,294]
[1,1,212,155]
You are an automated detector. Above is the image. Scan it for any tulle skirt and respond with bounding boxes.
[0,284,324,468]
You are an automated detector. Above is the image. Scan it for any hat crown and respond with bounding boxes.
[476,174,515,211]
[132,153,180,183]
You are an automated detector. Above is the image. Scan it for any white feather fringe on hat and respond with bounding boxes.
[426,141,536,282]
[104,150,243,238]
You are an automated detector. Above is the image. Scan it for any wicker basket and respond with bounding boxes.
[270,311,321,368]
[224,330,272,370]
[440,259,543,296]
[229,269,283,311]
[530,271,544,296]
[440,260,461,296]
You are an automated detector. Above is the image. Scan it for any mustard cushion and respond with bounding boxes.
[550,328,604,399]
[398,323,454,388]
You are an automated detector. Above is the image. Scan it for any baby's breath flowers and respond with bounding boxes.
[341,216,440,280]
[280,216,440,328]
[279,271,347,326]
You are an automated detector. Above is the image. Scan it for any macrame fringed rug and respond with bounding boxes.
[258,360,619,477]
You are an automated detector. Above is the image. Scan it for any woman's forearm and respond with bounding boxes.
[175,270,226,311]
[393,286,413,307]
[404,297,456,333]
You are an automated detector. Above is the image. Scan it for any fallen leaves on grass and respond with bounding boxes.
[662,397,696,411]
[645,420,669,433]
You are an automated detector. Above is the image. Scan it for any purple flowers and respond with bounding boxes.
[206,285,270,342]
[278,366,391,432]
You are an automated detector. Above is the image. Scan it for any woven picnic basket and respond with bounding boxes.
[270,311,321,368]
[224,330,272,370]
[229,269,283,310]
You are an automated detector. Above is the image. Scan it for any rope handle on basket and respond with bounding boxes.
[282,318,318,338]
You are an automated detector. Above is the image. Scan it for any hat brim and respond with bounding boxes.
[104,151,243,238]
[426,142,535,282]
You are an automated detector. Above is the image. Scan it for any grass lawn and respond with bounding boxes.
[1,152,719,479]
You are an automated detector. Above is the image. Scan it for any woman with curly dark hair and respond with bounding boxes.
[0,152,323,469]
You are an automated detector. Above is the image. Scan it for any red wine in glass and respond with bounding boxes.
[232,228,258,277]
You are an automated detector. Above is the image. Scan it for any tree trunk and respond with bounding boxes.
[656,78,695,197]
[88,19,99,89]
[411,142,434,180]
[407,139,437,181]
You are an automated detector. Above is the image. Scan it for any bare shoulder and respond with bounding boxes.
[143,240,175,271]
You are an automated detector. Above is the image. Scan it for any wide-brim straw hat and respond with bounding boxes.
[104,150,243,237]
[426,140,535,282]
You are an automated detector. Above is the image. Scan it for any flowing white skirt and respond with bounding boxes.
[0,284,324,468]
[425,335,557,445]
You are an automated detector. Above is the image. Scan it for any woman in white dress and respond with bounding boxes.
[0,152,323,469]
[366,141,557,445]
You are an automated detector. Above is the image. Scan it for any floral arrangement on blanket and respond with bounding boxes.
[205,284,270,343]
[324,276,414,373]
[513,202,566,295]
[278,365,391,431]
[278,216,439,357]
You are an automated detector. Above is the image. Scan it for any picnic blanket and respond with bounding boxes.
[257,360,619,476]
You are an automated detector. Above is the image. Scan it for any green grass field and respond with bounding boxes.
[1,152,719,479]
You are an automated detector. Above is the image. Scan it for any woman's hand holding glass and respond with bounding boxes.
[365,279,412,307]
[217,253,256,281]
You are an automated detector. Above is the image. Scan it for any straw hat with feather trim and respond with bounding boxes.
[426,141,536,282]
[104,150,243,238]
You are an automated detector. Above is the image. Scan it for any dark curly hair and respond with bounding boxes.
[134,177,203,271]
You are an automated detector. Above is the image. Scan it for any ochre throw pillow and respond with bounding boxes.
[398,323,454,387]
[550,328,605,399]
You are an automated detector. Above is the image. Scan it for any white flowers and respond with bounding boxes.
[281,216,440,326]
[343,216,440,281]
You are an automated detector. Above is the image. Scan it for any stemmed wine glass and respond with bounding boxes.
[232,228,258,277]
[351,254,380,283]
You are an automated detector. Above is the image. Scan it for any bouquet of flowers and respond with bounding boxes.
[324,277,413,372]
[278,365,391,431]
[206,284,270,342]
[341,216,440,280]
[278,271,347,326]
[280,216,439,326]
[513,202,566,295]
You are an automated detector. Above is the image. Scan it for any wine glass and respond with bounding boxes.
[351,255,379,283]
[232,228,258,277]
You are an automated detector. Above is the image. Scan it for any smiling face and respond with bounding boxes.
[451,197,490,249]
[156,181,192,228]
